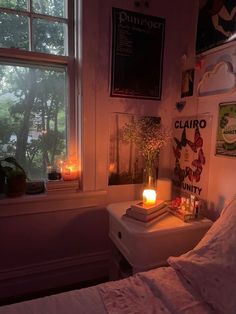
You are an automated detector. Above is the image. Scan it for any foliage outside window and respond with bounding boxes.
[0,0,76,180]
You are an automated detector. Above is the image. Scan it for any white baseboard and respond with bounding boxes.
[0,250,110,299]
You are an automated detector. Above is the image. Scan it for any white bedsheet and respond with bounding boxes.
[0,267,213,314]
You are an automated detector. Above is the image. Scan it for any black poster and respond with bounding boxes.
[196,0,236,54]
[110,8,165,100]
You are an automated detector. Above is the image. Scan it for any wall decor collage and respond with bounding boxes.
[108,3,236,188]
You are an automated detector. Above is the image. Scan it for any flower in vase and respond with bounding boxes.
[122,116,171,165]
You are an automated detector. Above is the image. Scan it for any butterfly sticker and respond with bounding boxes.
[193,166,202,182]
[174,128,187,149]
[172,146,181,159]
[192,149,205,168]
[187,127,203,152]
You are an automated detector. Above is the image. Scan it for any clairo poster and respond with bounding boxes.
[196,0,236,54]
[110,8,165,100]
[172,115,212,200]
[216,102,236,157]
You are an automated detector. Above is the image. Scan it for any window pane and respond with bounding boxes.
[0,63,67,180]
[0,12,29,50]
[32,0,66,18]
[0,0,27,11]
[33,18,67,55]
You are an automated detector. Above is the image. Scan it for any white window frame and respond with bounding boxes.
[0,0,80,190]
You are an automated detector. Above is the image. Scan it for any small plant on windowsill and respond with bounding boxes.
[0,157,27,197]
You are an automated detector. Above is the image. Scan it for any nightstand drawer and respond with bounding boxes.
[109,215,133,263]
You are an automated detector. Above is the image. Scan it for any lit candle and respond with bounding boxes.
[62,160,79,181]
[142,189,157,206]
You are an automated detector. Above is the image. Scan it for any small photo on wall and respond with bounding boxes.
[181,69,194,98]
[216,102,236,157]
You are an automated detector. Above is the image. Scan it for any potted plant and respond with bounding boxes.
[0,157,27,197]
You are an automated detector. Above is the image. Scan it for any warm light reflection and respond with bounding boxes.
[61,160,80,181]
[142,189,157,206]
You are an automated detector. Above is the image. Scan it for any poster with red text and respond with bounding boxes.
[172,115,212,200]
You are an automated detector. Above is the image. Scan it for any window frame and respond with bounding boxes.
[0,0,79,184]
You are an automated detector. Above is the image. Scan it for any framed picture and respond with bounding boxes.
[181,69,194,98]
[216,102,236,157]
[110,8,165,100]
[196,0,236,54]
[108,113,161,185]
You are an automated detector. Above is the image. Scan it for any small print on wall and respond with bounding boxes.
[172,115,212,200]
[216,102,236,157]
[181,69,194,98]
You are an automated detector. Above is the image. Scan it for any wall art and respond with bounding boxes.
[110,8,165,100]
[172,115,212,200]
[108,113,161,185]
[196,0,236,54]
[181,69,194,98]
[216,102,236,157]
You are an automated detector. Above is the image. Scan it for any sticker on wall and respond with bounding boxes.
[176,101,186,112]
[216,102,236,157]
[181,69,194,98]
[172,115,212,200]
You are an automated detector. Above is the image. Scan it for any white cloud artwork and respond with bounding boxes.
[197,61,236,97]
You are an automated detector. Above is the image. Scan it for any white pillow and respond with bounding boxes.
[168,196,236,314]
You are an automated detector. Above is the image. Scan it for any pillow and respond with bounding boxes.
[168,196,236,314]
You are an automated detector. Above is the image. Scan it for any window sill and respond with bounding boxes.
[0,187,108,218]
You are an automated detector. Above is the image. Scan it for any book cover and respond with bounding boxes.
[126,206,167,222]
[122,211,167,227]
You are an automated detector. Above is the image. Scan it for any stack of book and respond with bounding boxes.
[123,200,167,226]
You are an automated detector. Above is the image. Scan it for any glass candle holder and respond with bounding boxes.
[61,160,79,181]
[47,165,62,181]
[142,189,157,206]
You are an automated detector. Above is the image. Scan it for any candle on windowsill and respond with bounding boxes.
[61,160,79,181]
[142,189,157,206]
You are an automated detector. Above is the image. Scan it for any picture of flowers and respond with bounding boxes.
[108,113,170,185]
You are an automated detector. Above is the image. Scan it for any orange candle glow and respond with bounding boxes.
[62,160,79,181]
[142,189,157,206]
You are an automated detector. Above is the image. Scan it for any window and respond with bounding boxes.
[0,0,77,180]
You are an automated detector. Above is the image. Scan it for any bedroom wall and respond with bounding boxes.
[5,0,236,301]
[1,0,197,301]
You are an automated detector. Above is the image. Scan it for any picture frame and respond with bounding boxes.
[181,69,194,98]
[216,102,236,157]
[196,0,236,54]
[110,8,165,100]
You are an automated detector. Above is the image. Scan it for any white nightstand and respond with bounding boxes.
[107,201,213,278]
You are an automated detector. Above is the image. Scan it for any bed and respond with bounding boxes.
[1,196,236,314]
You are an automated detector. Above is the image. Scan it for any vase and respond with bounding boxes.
[143,159,158,190]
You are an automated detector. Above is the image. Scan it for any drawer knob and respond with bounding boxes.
[118,231,122,239]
